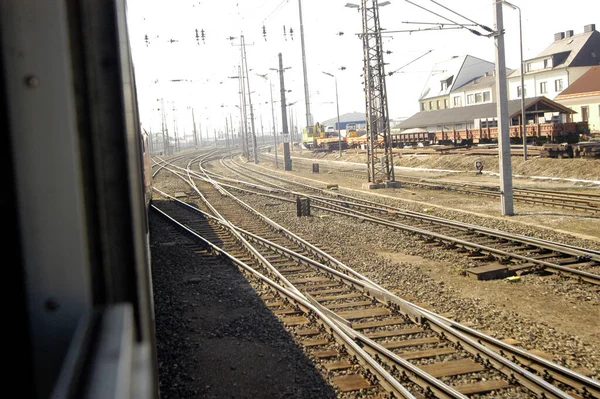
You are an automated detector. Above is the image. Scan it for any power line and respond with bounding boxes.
[403,0,494,37]
[388,49,433,76]
[427,0,494,34]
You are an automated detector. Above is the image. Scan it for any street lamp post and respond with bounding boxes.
[322,71,342,157]
[504,0,527,160]
[257,73,279,168]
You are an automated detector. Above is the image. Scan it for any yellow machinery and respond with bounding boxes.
[302,122,348,151]
[346,123,358,138]
[301,122,326,149]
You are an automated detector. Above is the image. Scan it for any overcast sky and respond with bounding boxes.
[126,0,597,138]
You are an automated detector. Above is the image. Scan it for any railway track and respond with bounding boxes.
[270,154,600,214]
[206,155,600,285]
[150,154,600,398]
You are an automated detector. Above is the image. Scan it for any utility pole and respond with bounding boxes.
[198,122,203,146]
[260,115,264,138]
[159,100,166,154]
[270,81,279,168]
[503,0,527,160]
[238,65,249,159]
[161,98,170,155]
[277,53,292,171]
[229,114,235,149]
[241,35,259,163]
[494,1,514,215]
[148,127,154,154]
[360,0,397,187]
[258,73,280,168]
[172,104,179,152]
[288,104,294,151]
[323,71,342,157]
[298,0,312,129]
[225,116,230,153]
[192,108,198,148]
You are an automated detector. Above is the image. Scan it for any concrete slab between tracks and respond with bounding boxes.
[465,263,515,280]
[362,181,402,190]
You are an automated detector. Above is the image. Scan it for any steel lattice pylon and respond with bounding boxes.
[361,0,395,183]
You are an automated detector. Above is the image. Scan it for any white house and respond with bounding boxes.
[419,55,495,111]
[449,69,514,109]
[508,24,600,102]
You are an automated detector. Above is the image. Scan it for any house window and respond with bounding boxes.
[436,100,440,109]
[526,62,532,72]
[475,93,483,103]
[441,81,447,91]
[421,103,425,111]
[429,101,433,110]
[555,79,563,91]
[517,86,523,98]
[466,94,474,104]
[540,81,547,94]
[483,92,491,102]
[453,96,462,106]
[581,106,589,122]
[444,99,449,108]
[543,59,552,68]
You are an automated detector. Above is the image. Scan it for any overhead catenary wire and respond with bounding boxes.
[428,0,494,33]
[403,0,495,37]
[388,49,433,76]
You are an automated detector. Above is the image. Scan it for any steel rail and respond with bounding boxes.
[227,156,600,260]
[152,176,578,399]
[213,157,600,284]
[150,204,417,399]
[156,154,600,397]
[265,154,600,212]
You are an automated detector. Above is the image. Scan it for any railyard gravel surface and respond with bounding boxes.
[150,212,338,399]
[151,149,599,397]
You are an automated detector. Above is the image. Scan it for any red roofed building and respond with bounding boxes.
[555,66,600,133]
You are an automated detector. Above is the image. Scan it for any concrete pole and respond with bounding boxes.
[192,108,198,148]
[242,35,259,163]
[494,0,514,216]
[278,53,292,171]
[160,103,166,154]
[289,105,294,152]
[238,65,249,158]
[269,79,279,168]
[516,5,527,160]
[225,116,230,153]
[198,122,202,146]
[335,76,341,157]
[229,114,234,149]
[161,98,170,154]
[298,0,312,128]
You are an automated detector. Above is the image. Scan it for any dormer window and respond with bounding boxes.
[543,58,552,68]
[440,76,453,91]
